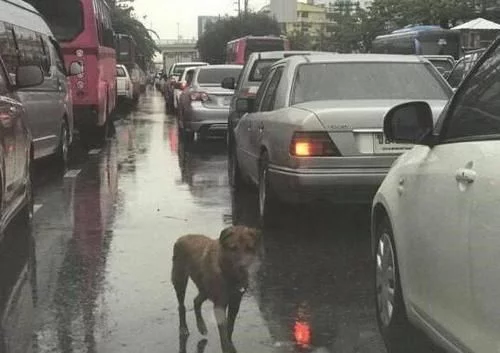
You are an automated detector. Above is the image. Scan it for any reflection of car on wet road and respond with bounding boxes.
[232,54,452,224]
[373,38,500,353]
[0,222,36,353]
[178,65,243,141]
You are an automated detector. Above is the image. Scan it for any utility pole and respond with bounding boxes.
[244,0,249,14]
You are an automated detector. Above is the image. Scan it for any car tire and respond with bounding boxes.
[375,217,435,353]
[229,147,244,190]
[258,152,278,227]
[55,120,70,171]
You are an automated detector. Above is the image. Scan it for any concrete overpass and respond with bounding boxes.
[156,39,200,73]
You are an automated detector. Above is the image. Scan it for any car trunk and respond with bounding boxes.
[200,86,234,109]
[294,99,447,161]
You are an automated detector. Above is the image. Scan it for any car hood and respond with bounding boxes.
[293,99,448,131]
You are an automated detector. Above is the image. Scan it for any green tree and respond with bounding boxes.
[288,31,315,50]
[197,13,282,64]
[108,0,158,70]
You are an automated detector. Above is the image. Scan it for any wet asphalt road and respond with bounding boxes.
[1,89,388,353]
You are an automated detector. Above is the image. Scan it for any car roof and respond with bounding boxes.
[248,51,335,61]
[197,64,243,70]
[174,62,208,66]
[277,54,426,66]
[0,0,53,35]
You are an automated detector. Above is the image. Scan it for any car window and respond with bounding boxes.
[448,60,465,87]
[15,26,51,77]
[254,67,275,110]
[292,62,450,104]
[185,70,195,85]
[249,60,275,82]
[48,38,66,75]
[0,23,19,81]
[197,68,242,86]
[442,44,500,142]
[116,67,127,77]
[260,66,284,112]
[0,65,8,94]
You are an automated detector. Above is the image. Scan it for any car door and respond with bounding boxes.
[435,43,500,352]
[0,62,21,206]
[14,27,56,159]
[399,61,491,346]
[236,67,275,183]
[248,66,285,180]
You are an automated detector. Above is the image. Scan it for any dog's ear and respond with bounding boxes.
[219,226,234,245]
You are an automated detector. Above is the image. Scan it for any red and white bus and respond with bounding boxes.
[33,0,117,144]
[226,35,290,65]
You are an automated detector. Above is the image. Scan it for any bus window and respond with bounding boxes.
[31,0,83,42]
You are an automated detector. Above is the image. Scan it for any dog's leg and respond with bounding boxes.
[227,293,243,341]
[172,259,189,336]
[214,303,237,353]
[194,293,208,335]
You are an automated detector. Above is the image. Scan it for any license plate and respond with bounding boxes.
[373,133,413,154]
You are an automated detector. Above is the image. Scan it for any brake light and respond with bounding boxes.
[180,82,187,90]
[190,92,209,102]
[290,132,339,157]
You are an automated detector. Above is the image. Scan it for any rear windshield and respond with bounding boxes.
[172,64,204,76]
[116,67,127,77]
[292,62,451,104]
[197,68,242,85]
[249,60,275,82]
[245,39,286,60]
[31,0,84,42]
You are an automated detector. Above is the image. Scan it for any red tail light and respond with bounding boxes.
[294,321,311,347]
[290,132,340,157]
[190,92,209,102]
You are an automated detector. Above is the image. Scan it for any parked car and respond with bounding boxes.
[423,55,455,76]
[165,62,208,113]
[372,37,500,353]
[223,50,335,177]
[178,65,243,141]
[0,0,81,167]
[116,65,134,101]
[445,48,486,88]
[172,66,198,113]
[0,56,40,236]
[232,54,452,224]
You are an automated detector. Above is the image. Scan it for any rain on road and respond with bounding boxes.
[1,90,388,353]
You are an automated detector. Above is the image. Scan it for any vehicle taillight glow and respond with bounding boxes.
[290,132,339,157]
[294,321,311,347]
[180,82,187,90]
[190,92,209,102]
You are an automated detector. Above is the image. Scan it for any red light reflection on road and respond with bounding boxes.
[294,320,312,348]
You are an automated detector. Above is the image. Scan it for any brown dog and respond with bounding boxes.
[171,226,260,353]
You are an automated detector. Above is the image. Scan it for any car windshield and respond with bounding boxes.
[197,68,242,85]
[249,60,275,82]
[116,67,127,77]
[292,62,450,104]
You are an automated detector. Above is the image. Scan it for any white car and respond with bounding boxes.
[373,38,500,353]
[173,66,198,111]
[116,65,134,101]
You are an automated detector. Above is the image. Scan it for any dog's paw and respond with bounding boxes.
[197,321,208,336]
[179,326,190,337]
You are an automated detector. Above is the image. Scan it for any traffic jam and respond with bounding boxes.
[1,0,500,353]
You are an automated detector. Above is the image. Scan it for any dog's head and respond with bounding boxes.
[219,226,260,270]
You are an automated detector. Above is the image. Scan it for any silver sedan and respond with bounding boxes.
[178,65,243,141]
[231,54,453,223]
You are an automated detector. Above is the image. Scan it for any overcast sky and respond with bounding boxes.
[133,0,269,40]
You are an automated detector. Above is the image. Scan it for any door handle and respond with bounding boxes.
[455,168,476,184]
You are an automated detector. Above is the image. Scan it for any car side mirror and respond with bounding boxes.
[68,61,83,76]
[383,101,434,145]
[16,65,44,89]
[236,98,255,114]
[221,77,235,90]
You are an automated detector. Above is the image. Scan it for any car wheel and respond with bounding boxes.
[258,152,278,227]
[375,217,433,353]
[55,120,70,171]
[229,147,244,189]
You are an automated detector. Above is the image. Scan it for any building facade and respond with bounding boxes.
[197,16,220,38]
